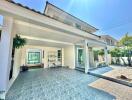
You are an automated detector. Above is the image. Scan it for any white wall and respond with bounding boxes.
[98,54,111,64]
[64,45,75,69]
[13,49,22,79]
[112,57,132,65]
[21,45,62,68]
[7,49,22,91]
[0,17,14,92]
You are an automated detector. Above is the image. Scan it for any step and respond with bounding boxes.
[75,67,85,72]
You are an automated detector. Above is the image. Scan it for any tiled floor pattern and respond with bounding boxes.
[6,68,115,100]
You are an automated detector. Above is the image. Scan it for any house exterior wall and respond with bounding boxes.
[101,35,118,46]
[13,49,22,79]
[21,45,63,68]
[20,45,75,69]
[98,54,111,64]
[64,45,75,69]
[44,2,97,34]
[8,49,22,92]
[0,1,107,97]
[0,0,100,40]
[0,17,14,92]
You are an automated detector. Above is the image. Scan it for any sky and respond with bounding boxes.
[1,0,132,40]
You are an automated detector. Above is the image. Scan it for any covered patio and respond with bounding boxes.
[6,68,115,100]
[0,1,107,99]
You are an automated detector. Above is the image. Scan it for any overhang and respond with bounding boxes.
[0,0,100,40]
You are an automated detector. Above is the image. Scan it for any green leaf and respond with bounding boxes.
[13,34,26,49]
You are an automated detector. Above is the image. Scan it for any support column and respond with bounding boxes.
[0,16,14,92]
[64,45,75,69]
[89,47,95,68]
[104,47,108,65]
[84,40,90,73]
[61,48,64,66]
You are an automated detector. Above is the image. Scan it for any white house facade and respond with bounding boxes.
[0,0,108,97]
[101,35,118,50]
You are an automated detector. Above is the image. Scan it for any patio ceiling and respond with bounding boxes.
[14,20,84,47]
[25,39,72,48]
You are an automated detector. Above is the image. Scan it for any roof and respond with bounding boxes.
[7,0,44,15]
[6,0,100,38]
[101,35,118,41]
[44,1,99,31]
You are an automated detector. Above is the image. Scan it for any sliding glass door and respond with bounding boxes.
[76,48,85,68]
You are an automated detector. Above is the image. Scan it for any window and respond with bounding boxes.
[58,50,61,58]
[106,39,111,45]
[75,23,81,29]
[57,50,62,61]
[27,51,41,64]
[63,20,73,26]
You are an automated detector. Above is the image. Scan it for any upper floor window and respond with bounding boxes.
[63,20,73,26]
[75,23,81,29]
[106,39,111,45]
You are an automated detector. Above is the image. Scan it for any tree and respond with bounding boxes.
[118,33,132,47]
[110,48,121,65]
[12,34,26,58]
[9,34,26,80]
[97,49,105,62]
[13,34,26,49]
[118,33,132,66]
[98,49,104,56]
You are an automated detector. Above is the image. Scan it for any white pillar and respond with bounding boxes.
[89,47,95,68]
[64,45,75,69]
[0,16,14,92]
[61,48,64,66]
[84,40,90,73]
[104,47,108,65]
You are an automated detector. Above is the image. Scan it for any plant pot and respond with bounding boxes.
[21,65,28,72]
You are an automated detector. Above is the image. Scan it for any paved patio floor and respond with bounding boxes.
[6,68,115,100]
[89,66,132,100]
[90,78,132,100]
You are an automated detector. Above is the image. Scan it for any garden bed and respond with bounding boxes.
[89,66,132,87]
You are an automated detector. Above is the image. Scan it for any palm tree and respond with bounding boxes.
[9,34,26,79]
[12,34,26,57]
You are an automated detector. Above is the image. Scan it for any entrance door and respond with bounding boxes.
[77,48,84,68]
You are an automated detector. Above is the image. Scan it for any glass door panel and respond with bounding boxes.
[77,48,84,68]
